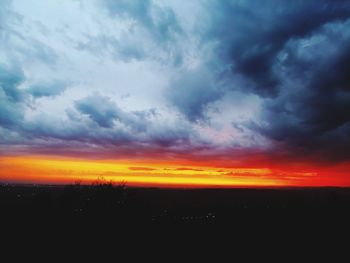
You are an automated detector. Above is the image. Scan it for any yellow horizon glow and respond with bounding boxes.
[0,156,285,187]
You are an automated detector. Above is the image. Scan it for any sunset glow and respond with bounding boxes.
[1,156,349,187]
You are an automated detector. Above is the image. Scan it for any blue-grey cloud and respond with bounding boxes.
[167,66,223,122]
[74,93,155,132]
[27,81,67,98]
[76,0,185,64]
[74,94,121,128]
[0,64,25,102]
[0,64,26,127]
[76,34,146,62]
[102,0,182,43]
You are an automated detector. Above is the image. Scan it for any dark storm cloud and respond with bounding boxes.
[157,0,350,162]
[251,18,350,161]
[165,0,350,123]
[207,0,350,97]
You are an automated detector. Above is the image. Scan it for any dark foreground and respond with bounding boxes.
[1,183,350,225]
[2,183,350,254]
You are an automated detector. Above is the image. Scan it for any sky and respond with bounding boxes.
[1,0,350,187]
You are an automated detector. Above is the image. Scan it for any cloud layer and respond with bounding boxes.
[1,0,350,165]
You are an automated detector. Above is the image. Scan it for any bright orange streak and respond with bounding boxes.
[0,155,349,187]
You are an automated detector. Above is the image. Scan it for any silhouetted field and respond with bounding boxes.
[1,183,350,227]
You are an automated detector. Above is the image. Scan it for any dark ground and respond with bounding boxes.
[1,183,350,225]
[2,183,350,253]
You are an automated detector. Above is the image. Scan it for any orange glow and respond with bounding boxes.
[0,155,349,187]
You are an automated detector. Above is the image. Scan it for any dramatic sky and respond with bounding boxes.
[1,0,350,187]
